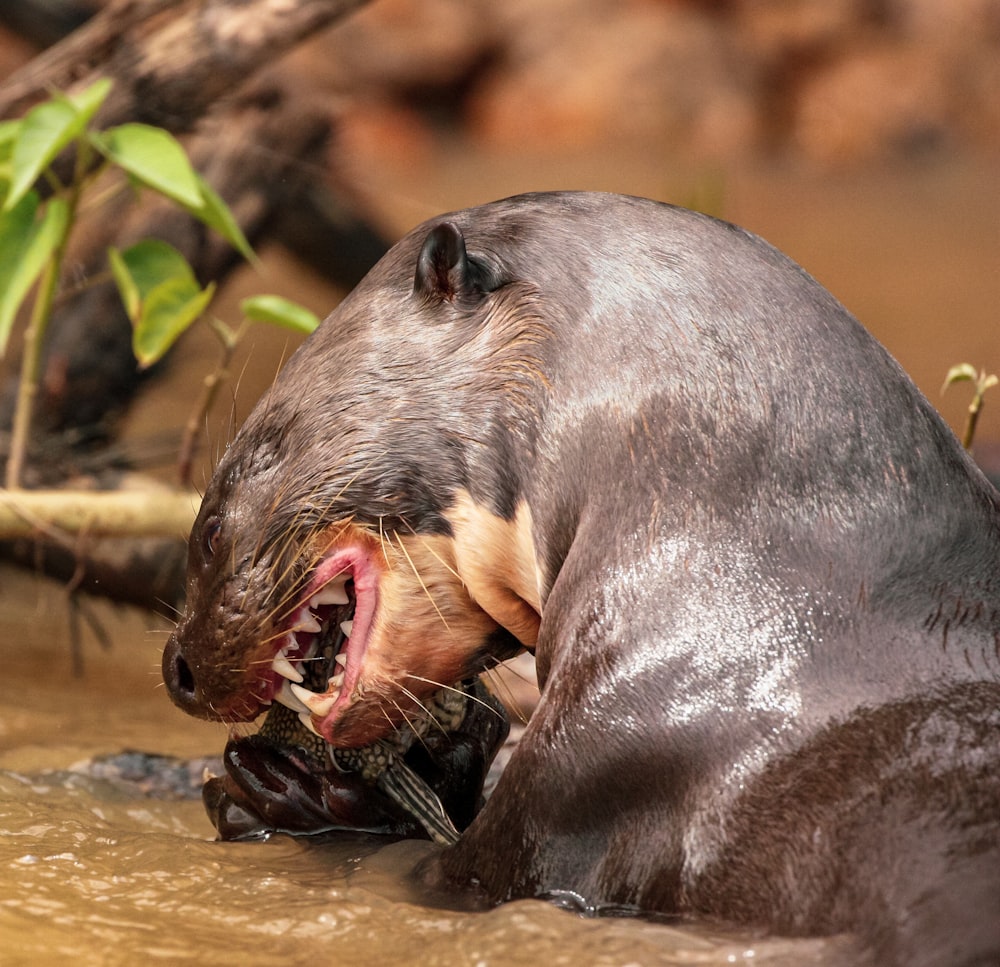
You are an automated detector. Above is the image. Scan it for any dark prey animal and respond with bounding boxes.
[162,192,1000,967]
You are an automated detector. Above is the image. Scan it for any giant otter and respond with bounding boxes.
[163,192,1000,967]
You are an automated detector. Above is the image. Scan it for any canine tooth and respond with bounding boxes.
[271,651,304,683]
[311,581,350,607]
[298,712,321,737]
[274,680,309,714]
[330,672,345,690]
[290,683,337,717]
[294,610,322,634]
[334,652,347,668]
[340,619,353,637]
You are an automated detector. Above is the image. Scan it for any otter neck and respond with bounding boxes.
[445,488,542,651]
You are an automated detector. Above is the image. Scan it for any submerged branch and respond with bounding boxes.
[0,487,198,539]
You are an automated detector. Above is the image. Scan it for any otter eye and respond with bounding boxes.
[202,517,222,561]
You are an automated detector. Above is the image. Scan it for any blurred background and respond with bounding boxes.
[1,0,998,477]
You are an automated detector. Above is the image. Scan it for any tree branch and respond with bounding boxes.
[0,0,372,127]
[0,487,198,539]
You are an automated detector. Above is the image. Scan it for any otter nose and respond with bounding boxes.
[162,635,200,712]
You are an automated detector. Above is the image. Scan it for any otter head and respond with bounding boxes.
[162,220,545,749]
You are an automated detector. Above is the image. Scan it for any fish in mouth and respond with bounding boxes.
[164,516,521,843]
[204,650,509,846]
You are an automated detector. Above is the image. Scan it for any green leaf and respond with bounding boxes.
[109,239,212,365]
[2,80,110,210]
[6,99,79,210]
[185,172,256,263]
[107,246,140,321]
[95,123,203,209]
[0,120,20,203]
[133,277,216,368]
[109,238,197,323]
[942,363,977,393]
[0,193,68,355]
[0,120,20,147]
[68,77,112,126]
[240,294,321,334]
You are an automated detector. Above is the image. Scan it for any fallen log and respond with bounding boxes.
[0,0,371,129]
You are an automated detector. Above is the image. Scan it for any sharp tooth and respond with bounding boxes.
[294,610,322,634]
[311,579,350,607]
[298,711,321,737]
[334,652,347,668]
[271,651,304,684]
[274,680,309,714]
[340,619,353,637]
[330,672,345,690]
[290,683,337,717]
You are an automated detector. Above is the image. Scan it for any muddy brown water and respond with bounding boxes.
[1,571,859,967]
[2,149,998,964]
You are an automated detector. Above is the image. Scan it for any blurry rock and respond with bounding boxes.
[289,0,496,97]
[736,0,860,59]
[467,0,760,161]
[792,43,954,163]
[285,0,998,166]
[888,0,1000,41]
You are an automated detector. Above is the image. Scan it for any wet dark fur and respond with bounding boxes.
[167,193,1000,966]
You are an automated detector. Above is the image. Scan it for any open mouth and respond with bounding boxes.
[263,545,379,741]
[197,533,516,844]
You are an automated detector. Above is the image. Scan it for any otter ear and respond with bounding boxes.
[414,222,493,301]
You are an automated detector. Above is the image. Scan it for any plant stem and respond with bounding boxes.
[176,321,239,487]
[5,148,88,490]
[5,251,64,489]
[962,396,982,450]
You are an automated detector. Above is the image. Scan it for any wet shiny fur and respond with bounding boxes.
[164,193,1000,967]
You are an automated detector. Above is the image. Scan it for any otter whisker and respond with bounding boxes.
[377,515,392,571]
[389,529,451,632]
[256,490,355,616]
[252,477,315,606]
[396,684,436,723]
[389,697,437,756]
[486,652,537,688]
[228,353,255,436]
[405,673,507,721]
[378,705,397,732]
[480,664,530,725]
[244,465,325,579]
[397,521,462,581]
[154,598,182,621]
[391,695,421,732]
[397,684,450,737]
